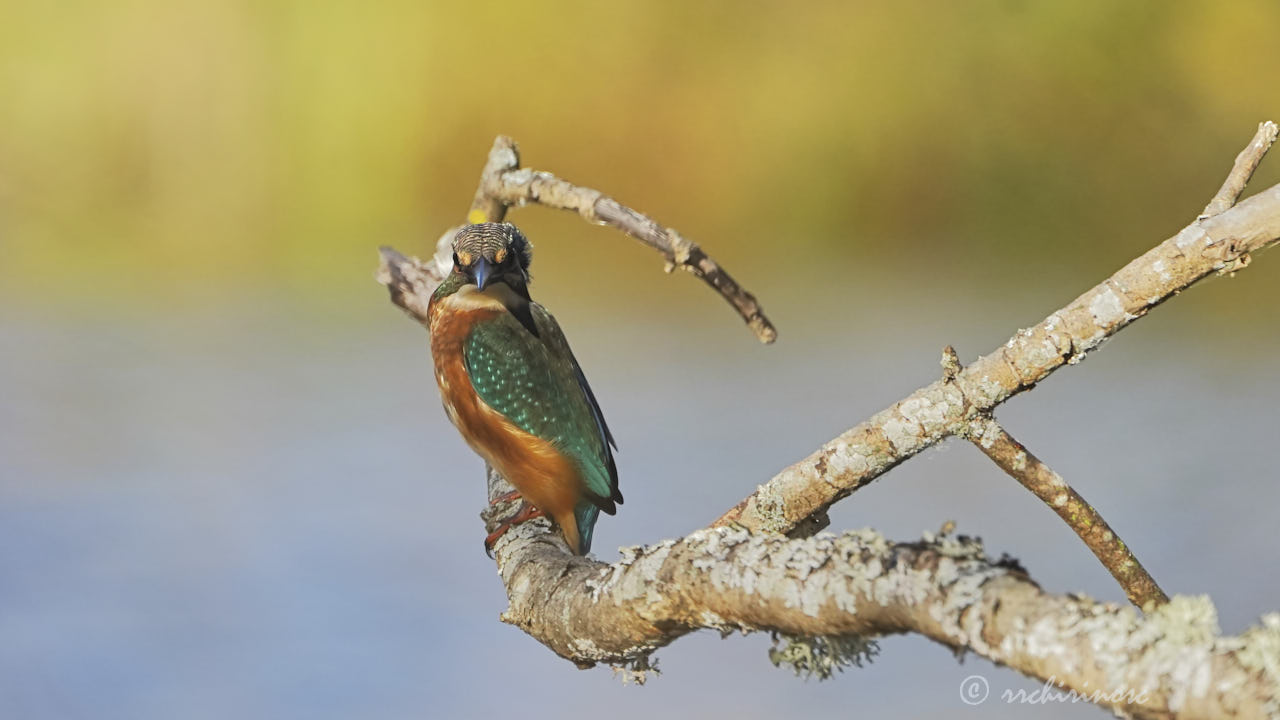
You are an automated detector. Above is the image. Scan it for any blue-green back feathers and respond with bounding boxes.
[463,304,620,551]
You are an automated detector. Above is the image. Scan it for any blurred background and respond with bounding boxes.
[3,1,1279,718]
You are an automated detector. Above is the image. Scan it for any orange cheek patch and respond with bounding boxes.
[493,248,507,264]
[456,251,473,267]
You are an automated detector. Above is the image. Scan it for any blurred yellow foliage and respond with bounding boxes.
[2,1,1278,309]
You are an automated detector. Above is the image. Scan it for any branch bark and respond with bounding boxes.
[466,136,776,343]
[378,125,1280,719]
[1203,121,1278,219]
[714,180,1280,536]
[476,498,1279,719]
[965,415,1169,609]
[941,344,1168,610]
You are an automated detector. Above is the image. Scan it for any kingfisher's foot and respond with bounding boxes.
[489,490,523,506]
[484,502,546,557]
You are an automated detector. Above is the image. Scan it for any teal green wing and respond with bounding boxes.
[463,305,621,537]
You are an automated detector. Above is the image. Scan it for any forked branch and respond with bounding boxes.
[714,160,1280,536]
[1203,121,1278,219]
[378,124,1280,719]
[941,344,1169,609]
[965,415,1168,608]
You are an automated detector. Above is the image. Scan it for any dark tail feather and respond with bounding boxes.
[574,502,601,554]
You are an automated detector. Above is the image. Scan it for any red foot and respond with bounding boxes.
[484,501,546,556]
[489,490,522,506]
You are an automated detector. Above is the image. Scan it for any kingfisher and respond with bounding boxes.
[427,222,622,555]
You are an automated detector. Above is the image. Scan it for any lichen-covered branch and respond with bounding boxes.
[467,136,776,343]
[377,124,1280,719]
[939,344,1168,609]
[965,415,1168,609]
[715,172,1280,536]
[479,482,1279,719]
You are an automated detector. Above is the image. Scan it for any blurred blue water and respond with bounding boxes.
[2,269,1278,719]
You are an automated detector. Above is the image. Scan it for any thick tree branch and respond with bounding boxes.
[965,415,1169,609]
[478,486,1280,720]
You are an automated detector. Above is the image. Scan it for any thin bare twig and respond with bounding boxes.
[468,136,777,343]
[1202,121,1279,219]
[966,415,1169,609]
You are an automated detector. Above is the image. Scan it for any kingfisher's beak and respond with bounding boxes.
[471,258,493,290]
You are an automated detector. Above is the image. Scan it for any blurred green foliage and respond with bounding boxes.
[2,0,1278,311]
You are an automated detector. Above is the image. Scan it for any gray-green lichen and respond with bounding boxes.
[610,653,660,686]
[768,633,880,680]
[751,482,792,535]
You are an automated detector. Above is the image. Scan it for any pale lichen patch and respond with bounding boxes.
[601,539,679,608]
[753,482,792,535]
[881,415,920,454]
[822,443,871,480]
[1151,258,1172,283]
[617,544,642,567]
[1236,612,1280,716]
[585,564,619,603]
[572,636,602,658]
[972,374,1005,404]
[1024,613,1076,664]
[1011,450,1028,472]
[1174,225,1209,251]
[490,145,519,171]
[504,167,534,188]
[1089,286,1130,328]
[898,392,957,433]
[1144,595,1221,647]
[699,610,736,633]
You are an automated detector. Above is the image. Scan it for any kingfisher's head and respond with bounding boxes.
[451,223,532,293]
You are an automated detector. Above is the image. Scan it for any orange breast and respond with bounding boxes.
[428,297,588,552]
